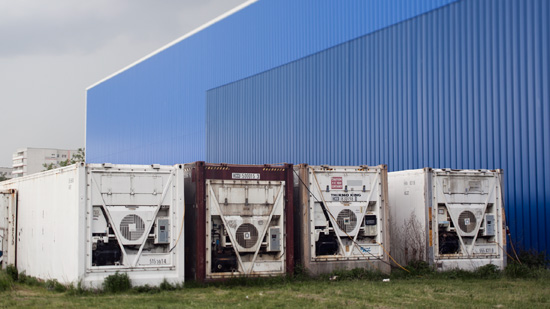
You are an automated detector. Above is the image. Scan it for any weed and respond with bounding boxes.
[405,260,433,276]
[0,271,13,292]
[505,263,537,279]
[322,268,386,281]
[67,281,88,296]
[217,275,291,288]
[133,284,161,294]
[292,264,311,281]
[439,268,476,280]
[103,272,131,293]
[516,250,549,268]
[474,264,501,279]
[18,272,41,286]
[159,279,177,291]
[5,265,17,281]
[505,249,550,279]
[45,279,67,293]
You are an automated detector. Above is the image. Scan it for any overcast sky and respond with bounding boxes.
[0,0,247,167]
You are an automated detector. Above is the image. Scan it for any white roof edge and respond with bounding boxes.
[86,0,258,90]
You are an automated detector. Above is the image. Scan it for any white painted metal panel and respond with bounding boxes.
[294,165,391,276]
[206,179,286,278]
[388,169,506,271]
[388,169,428,265]
[1,165,83,283]
[0,163,185,288]
[83,164,185,288]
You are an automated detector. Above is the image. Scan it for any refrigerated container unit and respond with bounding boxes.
[294,164,391,275]
[388,168,506,270]
[0,163,185,287]
[184,162,293,281]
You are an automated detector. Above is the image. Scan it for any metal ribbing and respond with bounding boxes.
[206,0,550,252]
[86,0,456,165]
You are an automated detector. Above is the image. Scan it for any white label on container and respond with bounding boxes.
[474,245,496,254]
[331,193,362,202]
[149,258,168,265]
[232,173,260,180]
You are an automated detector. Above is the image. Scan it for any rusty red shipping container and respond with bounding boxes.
[184,162,294,281]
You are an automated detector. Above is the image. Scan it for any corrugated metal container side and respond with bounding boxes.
[0,164,185,288]
[206,0,550,253]
[294,164,391,275]
[1,166,84,282]
[388,169,506,271]
[184,162,293,281]
[86,0,456,164]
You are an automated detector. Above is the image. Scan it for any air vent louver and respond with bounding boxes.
[235,223,259,248]
[458,211,476,233]
[336,209,358,234]
[120,214,146,241]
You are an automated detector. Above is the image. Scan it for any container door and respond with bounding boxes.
[206,179,286,277]
[433,171,503,260]
[307,167,384,261]
[87,168,179,270]
[0,190,16,268]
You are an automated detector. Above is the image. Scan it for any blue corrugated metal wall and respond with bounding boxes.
[206,0,550,252]
[86,0,456,164]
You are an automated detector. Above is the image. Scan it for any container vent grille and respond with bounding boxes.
[235,223,259,248]
[120,214,146,241]
[337,209,357,233]
[458,211,476,233]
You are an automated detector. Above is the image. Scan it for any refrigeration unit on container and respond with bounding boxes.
[388,168,506,271]
[293,165,391,275]
[184,162,293,281]
[0,163,185,287]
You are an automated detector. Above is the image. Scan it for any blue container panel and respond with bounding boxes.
[206,0,550,252]
[86,0,457,164]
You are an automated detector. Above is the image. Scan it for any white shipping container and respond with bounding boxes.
[0,163,185,288]
[294,165,391,275]
[388,168,506,271]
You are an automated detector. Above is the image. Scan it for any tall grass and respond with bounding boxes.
[102,272,131,293]
[0,270,13,292]
[2,249,548,295]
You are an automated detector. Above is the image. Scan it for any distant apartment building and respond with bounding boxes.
[12,148,78,178]
[0,167,13,180]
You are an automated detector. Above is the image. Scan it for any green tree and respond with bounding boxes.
[42,148,85,171]
[0,172,9,181]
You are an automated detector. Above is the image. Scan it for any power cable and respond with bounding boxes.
[169,203,186,253]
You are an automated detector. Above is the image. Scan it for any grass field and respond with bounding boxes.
[1,270,549,308]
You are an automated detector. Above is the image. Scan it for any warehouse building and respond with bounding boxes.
[87,0,549,253]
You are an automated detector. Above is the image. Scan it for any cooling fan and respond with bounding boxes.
[445,204,485,237]
[105,206,158,245]
[327,206,363,237]
[224,217,266,252]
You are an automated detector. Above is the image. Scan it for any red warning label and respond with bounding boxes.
[331,177,343,189]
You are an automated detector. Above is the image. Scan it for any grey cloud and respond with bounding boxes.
[0,0,247,167]
[0,0,241,57]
